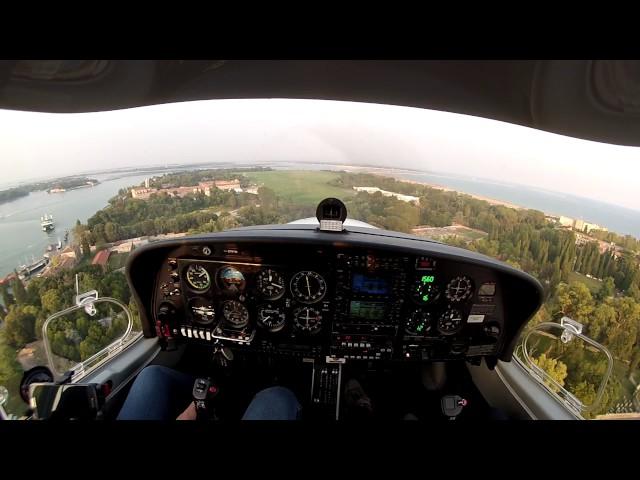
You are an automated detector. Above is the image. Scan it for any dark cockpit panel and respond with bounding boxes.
[126,225,543,369]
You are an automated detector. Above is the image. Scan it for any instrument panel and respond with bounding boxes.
[149,236,523,364]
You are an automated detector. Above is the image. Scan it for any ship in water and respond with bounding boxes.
[40,213,55,232]
[17,255,49,280]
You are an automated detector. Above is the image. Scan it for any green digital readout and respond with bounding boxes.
[412,275,440,304]
[349,301,387,321]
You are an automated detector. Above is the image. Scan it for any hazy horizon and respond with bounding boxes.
[2,99,640,211]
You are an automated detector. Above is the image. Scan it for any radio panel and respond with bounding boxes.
[330,252,408,359]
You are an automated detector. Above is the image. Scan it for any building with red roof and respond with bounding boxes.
[92,249,112,269]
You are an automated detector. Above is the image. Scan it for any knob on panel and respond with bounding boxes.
[157,302,177,322]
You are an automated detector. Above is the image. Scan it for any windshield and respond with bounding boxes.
[1,99,639,419]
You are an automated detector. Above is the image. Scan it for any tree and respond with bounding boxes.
[73,218,88,244]
[216,214,239,232]
[1,283,14,307]
[572,381,597,409]
[531,353,568,392]
[527,304,551,329]
[588,303,616,343]
[628,281,640,302]
[11,277,28,305]
[41,289,63,315]
[257,186,277,209]
[596,277,616,301]
[602,297,640,361]
[553,281,594,321]
[629,348,640,375]
[103,222,116,242]
[2,306,36,347]
[128,297,142,333]
[81,233,91,258]
[505,259,522,270]
[0,335,25,416]
[614,252,639,292]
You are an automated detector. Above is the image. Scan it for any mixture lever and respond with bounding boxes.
[212,341,234,368]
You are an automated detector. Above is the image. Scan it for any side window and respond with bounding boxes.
[42,294,136,379]
[513,281,640,419]
[0,266,142,419]
[513,317,614,417]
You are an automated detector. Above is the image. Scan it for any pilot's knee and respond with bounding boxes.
[488,407,509,420]
[255,386,297,402]
[244,386,301,420]
[133,365,174,388]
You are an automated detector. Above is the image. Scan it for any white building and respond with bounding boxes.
[584,221,607,233]
[558,215,574,228]
[353,186,420,204]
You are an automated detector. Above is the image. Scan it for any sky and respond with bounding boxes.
[1,98,640,211]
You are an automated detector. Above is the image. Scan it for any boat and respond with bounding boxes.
[46,238,62,252]
[40,214,55,232]
[17,256,49,280]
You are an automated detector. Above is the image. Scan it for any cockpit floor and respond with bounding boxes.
[172,345,499,421]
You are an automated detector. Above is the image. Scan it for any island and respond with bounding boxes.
[0,176,100,205]
[46,177,98,193]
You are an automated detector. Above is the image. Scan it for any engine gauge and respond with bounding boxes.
[256,303,286,333]
[293,306,322,334]
[217,266,246,294]
[257,269,285,300]
[411,274,441,305]
[405,310,432,335]
[290,271,327,304]
[188,297,216,325]
[445,276,474,302]
[222,300,249,329]
[437,308,464,335]
[185,264,211,291]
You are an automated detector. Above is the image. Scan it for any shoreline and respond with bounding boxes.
[48,182,99,194]
[336,165,528,211]
[396,177,525,211]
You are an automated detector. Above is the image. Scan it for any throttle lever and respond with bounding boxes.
[192,378,220,421]
[441,394,467,420]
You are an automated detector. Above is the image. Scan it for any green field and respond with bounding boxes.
[568,271,602,293]
[241,170,354,205]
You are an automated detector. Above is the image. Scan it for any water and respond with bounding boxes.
[391,171,640,239]
[0,174,149,277]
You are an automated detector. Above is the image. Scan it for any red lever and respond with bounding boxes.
[101,381,113,396]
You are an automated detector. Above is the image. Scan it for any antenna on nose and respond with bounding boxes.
[316,198,348,232]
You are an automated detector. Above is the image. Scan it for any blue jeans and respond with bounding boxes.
[117,365,301,420]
